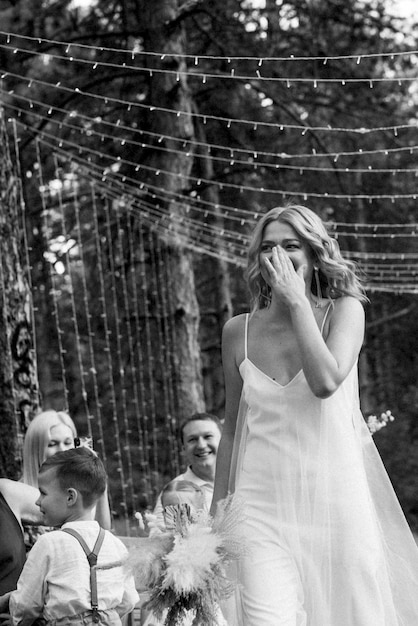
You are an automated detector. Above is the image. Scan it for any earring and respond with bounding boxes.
[314,267,322,306]
[260,280,272,307]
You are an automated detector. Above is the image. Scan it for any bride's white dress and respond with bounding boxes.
[224,311,418,625]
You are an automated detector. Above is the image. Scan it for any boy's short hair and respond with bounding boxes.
[39,447,107,508]
[179,412,223,443]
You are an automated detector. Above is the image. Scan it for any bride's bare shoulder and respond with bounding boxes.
[223,312,248,335]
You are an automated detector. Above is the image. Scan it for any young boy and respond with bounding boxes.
[7,447,139,626]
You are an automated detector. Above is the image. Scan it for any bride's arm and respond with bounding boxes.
[210,317,243,515]
[291,295,364,398]
[265,246,365,398]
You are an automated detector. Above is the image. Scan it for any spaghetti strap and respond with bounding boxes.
[320,301,333,336]
[244,313,249,360]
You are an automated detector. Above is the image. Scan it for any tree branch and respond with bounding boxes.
[367,303,417,329]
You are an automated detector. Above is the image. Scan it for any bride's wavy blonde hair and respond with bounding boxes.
[247,204,368,312]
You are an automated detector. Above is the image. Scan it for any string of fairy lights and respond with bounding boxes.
[25,131,418,294]
[1,29,418,528]
[4,105,418,204]
[11,118,417,292]
[3,91,418,176]
[1,30,417,60]
[1,41,418,86]
[2,69,418,157]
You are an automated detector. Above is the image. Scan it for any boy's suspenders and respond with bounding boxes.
[61,527,106,623]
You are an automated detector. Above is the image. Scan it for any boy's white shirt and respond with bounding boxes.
[10,520,139,626]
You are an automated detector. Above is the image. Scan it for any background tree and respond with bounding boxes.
[0,113,39,477]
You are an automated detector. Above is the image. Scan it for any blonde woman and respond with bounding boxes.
[22,410,76,487]
[22,410,111,540]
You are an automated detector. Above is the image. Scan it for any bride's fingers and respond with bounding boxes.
[265,254,287,285]
[273,246,293,275]
[264,256,277,279]
[265,257,284,286]
[271,246,286,272]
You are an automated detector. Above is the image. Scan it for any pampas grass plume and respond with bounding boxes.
[163,526,221,593]
[127,533,174,589]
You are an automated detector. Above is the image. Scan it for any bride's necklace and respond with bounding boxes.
[311,296,325,309]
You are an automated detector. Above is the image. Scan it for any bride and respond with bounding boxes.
[212,204,418,625]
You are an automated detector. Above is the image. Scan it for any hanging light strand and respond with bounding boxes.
[1,30,417,63]
[5,97,418,176]
[12,120,418,202]
[3,72,418,143]
[2,41,418,85]
[3,86,417,144]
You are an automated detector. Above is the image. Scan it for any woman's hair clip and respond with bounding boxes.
[74,436,94,450]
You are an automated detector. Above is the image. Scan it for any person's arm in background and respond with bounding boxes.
[113,542,139,618]
[9,539,47,626]
[77,440,112,530]
[0,591,12,614]
[151,492,165,528]
[210,316,243,515]
[0,479,41,526]
[94,486,112,530]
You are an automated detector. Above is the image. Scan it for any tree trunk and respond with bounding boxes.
[193,118,233,416]
[138,0,205,418]
[0,113,39,478]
